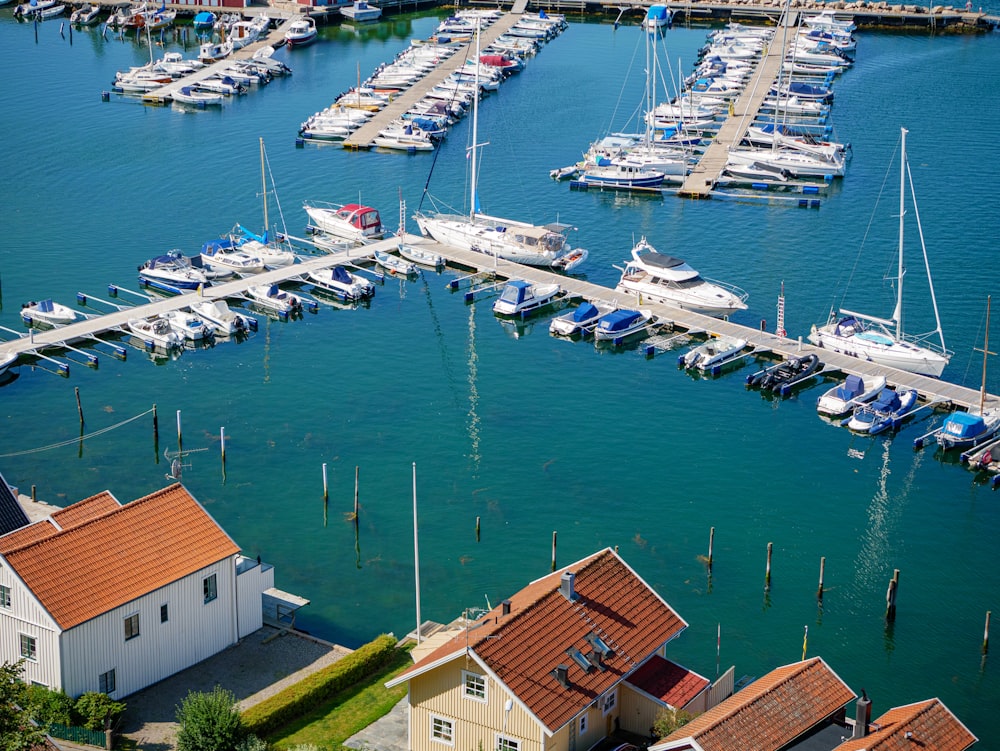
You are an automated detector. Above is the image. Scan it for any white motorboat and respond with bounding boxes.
[680,335,748,372]
[172,86,224,106]
[236,238,297,269]
[307,266,375,302]
[579,160,666,190]
[189,300,256,336]
[21,299,79,326]
[726,146,845,178]
[70,3,100,24]
[549,301,615,337]
[492,280,561,317]
[341,0,381,22]
[0,353,18,378]
[615,237,748,317]
[802,9,856,33]
[808,128,950,377]
[198,40,234,64]
[303,202,384,242]
[200,238,265,275]
[284,17,317,47]
[816,373,887,417]
[846,388,919,435]
[398,242,445,270]
[162,310,211,341]
[197,75,243,95]
[593,308,655,342]
[414,19,587,273]
[247,284,304,315]
[374,249,417,276]
[127,317,184,349]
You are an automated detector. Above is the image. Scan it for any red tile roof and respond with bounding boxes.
[50,491,120,529]
[627,654,710,710]
[654,657,855,751]
[393,548,687,733]
[834,698,977,751]
[1,484,239,630]
[0,520,59,554]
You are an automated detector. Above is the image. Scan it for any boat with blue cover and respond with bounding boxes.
[138,253,210,292]
[816,372,886,417]
[307,265,375,302]
[21,299,79,327]
[593,308,654,343]
[492,280,561,317]
[642,4,671,30]
[192,10,216,32]
[549,301,614,337]
[845,387,919,434]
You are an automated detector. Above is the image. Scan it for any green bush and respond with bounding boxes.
[235,734,270,751]
[242,634,397,738]
[652,706,695,739]
[25,685,74,729]
[176,687,248,751]
[74,692,126,732]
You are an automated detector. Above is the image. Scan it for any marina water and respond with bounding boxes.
[2,9,1000,743]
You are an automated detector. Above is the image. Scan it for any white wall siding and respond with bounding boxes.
[235,558,272,638]
[60,557,238,698]
[0,557,62,688]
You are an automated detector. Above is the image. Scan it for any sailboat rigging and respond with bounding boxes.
[413,18,588,272]
[808,127,950,377]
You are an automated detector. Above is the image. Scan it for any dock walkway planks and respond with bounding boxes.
[679,12,798,198]
[343,1,530,150]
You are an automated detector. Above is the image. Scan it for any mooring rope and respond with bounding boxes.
[0,407,155,458]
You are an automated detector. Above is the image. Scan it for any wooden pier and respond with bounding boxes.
[342,0,530,150]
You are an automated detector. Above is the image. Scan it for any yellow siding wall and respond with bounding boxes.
[618,684,660,738]
[410,658,541,751]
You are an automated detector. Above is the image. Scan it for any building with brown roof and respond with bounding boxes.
[833,697,977,751]
[0,483,274,699]
[386,548,721,751]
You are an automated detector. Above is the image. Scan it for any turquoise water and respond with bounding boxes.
[2,9,1000,744]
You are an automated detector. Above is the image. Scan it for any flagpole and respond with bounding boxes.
[413,461,422,644]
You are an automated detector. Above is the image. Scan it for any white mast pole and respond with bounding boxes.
[469,17,481,223]
[412,461,422,643]
[894,127,907,340]
[260,137,268,238]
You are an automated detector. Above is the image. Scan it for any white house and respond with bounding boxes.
[0,482,274,698]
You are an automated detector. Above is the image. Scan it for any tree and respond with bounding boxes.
[0,659,47,751]
[74,692,126,731]
[651,706,695,739]
[175,686,248,751]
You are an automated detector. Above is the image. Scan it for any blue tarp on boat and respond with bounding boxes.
[871,388,901,413]
[836,374,863,401]
[942,412,987,439]
[599,309,641,332]
[572,302,598,322]
[330,266,353,284]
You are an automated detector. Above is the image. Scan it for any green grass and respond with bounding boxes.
[265,645,413,751]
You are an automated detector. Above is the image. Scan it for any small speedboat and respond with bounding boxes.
[0,352,18,377]
[200,238,265,275]
[284,16,318,47]
[680,335,748,372]
[189,300,257,336]
[192,10,216,32]
[128,317,184,349]
[846,388,919,435]
[162,310,211,341]
[593,308,654,342]
[172,87,224,107]
[398,243,445,270]
[139,254,210,292]
[70,3,100,24]
[816,373,887,417]
[493,280,561,317]
[303,202,383,242]
[21,299,79,327]
[935,408,1000,451]
[307,266,375,302]
[549,301,615,337]
[374,249,418,276]
[746,353,822,394]
[247,284,304,315]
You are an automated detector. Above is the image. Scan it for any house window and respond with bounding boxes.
[203,574,218,604]
[430,716,454,745]
[579,715,587,734]
[19,634,36,661]
[496,735,519,751]
[602,690,617,714]
[463,670,487,702]
[160,604,169,623]
[99,669,116,694]
[124,613,139,641]
[0,584,10,609]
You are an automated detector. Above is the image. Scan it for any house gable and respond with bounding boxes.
[0,472,29,536]
[652,657,855,751]
[833,698,977,751]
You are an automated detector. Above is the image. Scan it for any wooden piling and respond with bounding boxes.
[708,526,715,568]
[322,463,329,504]
[984,610,991,654]
[764,542,773,591]
[353,465,359,524]
[176,409,182,454]
[551,531,557,572]
[152,403,158,442]
[75,387,84,425]
[817,556,825,600]
[220,427,226,463]
[475,515,480,542]
[885,569,899,622]
[31,485,36,502]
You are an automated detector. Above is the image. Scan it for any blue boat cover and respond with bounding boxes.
[600,309,640,331]
[202,238,237,255]
[500,281,530,305]
[572,302,598,322]
[331,266,353,284]
[836,374,863,401]
[871,388,901,412]
[38,299,54,312]
[267,284,279,296]
[942,412,986,438]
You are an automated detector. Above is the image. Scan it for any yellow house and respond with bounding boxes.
[387,548,711,751]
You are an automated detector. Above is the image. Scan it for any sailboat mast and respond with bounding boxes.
[645,26,653,148]
[469,17,480,223]
[981,295,991,415]
[259,137,268,237]
[894,127,907,340]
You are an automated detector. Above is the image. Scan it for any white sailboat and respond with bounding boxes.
[808,128,950,377]
[413,18,587,272]
[233,138,298,269]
